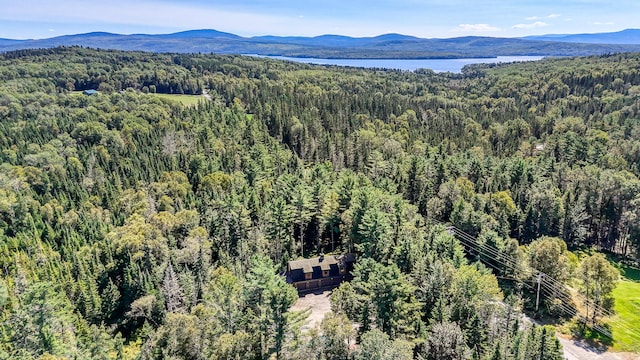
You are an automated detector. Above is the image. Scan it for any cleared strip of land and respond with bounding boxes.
[152,93,205,106]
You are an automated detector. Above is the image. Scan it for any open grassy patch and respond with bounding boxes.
[562,280,640,352]
[609,280,640,352]
[565,251,640,352]
[152,93,204,107]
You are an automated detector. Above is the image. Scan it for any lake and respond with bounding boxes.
[256,55,545,73]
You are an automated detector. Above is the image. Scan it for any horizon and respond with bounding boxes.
[2,27,639,41]
[1,0,638,40]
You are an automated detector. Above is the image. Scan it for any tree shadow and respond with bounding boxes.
[602,251,640,282]
[569,321,614,349]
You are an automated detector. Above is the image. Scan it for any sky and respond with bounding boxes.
[0,0,638,40]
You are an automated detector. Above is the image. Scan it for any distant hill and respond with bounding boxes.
[2,29,640,58]
[253,33,421,48]
[0,39,21,47]
[152,29,242,39]
[524,29,640,45]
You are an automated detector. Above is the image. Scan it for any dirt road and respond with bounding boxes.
[558,336,639,360]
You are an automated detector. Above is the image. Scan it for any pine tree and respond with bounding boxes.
[162,262,185,313]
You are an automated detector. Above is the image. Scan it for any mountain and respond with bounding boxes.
[0,38,26,46]
[152,29,241,39]
[253,33,420,48]
[2,29,640,58]
[524,29,640,45]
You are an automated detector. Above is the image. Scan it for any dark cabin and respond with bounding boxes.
[286,253,355,293]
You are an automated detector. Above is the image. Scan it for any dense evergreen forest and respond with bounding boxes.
[0,47,639,359]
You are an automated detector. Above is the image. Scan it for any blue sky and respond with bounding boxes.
[0,0,637,39]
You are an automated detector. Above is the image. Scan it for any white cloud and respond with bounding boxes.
[526,14,559,21]
[512,21,549,29]
[594,21,615,25]
[457,23,500,32]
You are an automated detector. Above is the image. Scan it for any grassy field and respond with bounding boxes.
[609,261,640,352]
[610,280,640,351]
[562,253,640,352]
[152,93,205,106]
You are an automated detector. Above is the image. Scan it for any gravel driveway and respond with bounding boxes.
[290,290,333,331]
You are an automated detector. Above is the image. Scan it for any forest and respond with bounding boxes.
[0,46,639,359]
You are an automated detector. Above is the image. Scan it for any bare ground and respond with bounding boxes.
[290,290,333,331]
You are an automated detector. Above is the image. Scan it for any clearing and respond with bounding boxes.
[290,290,333,331]
[558,257,640,356]
[609,262,640,352]
[152,93,205,106]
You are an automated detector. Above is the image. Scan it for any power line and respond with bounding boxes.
[428,218,640,344]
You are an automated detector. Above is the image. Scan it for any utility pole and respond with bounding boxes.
[535,273,542,312]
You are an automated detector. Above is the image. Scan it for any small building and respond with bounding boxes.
[83,89,98,96]
[287,253,355,293]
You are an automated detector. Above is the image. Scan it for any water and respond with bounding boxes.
[256,55,544,73]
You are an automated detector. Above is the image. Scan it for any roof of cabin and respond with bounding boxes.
[288,253,355,274]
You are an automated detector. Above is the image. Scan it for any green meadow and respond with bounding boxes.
[610,263,640,352]
[152,93,205,106]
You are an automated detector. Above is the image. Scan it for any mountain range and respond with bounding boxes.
[2,29,640,59]
[523,29,640,44]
